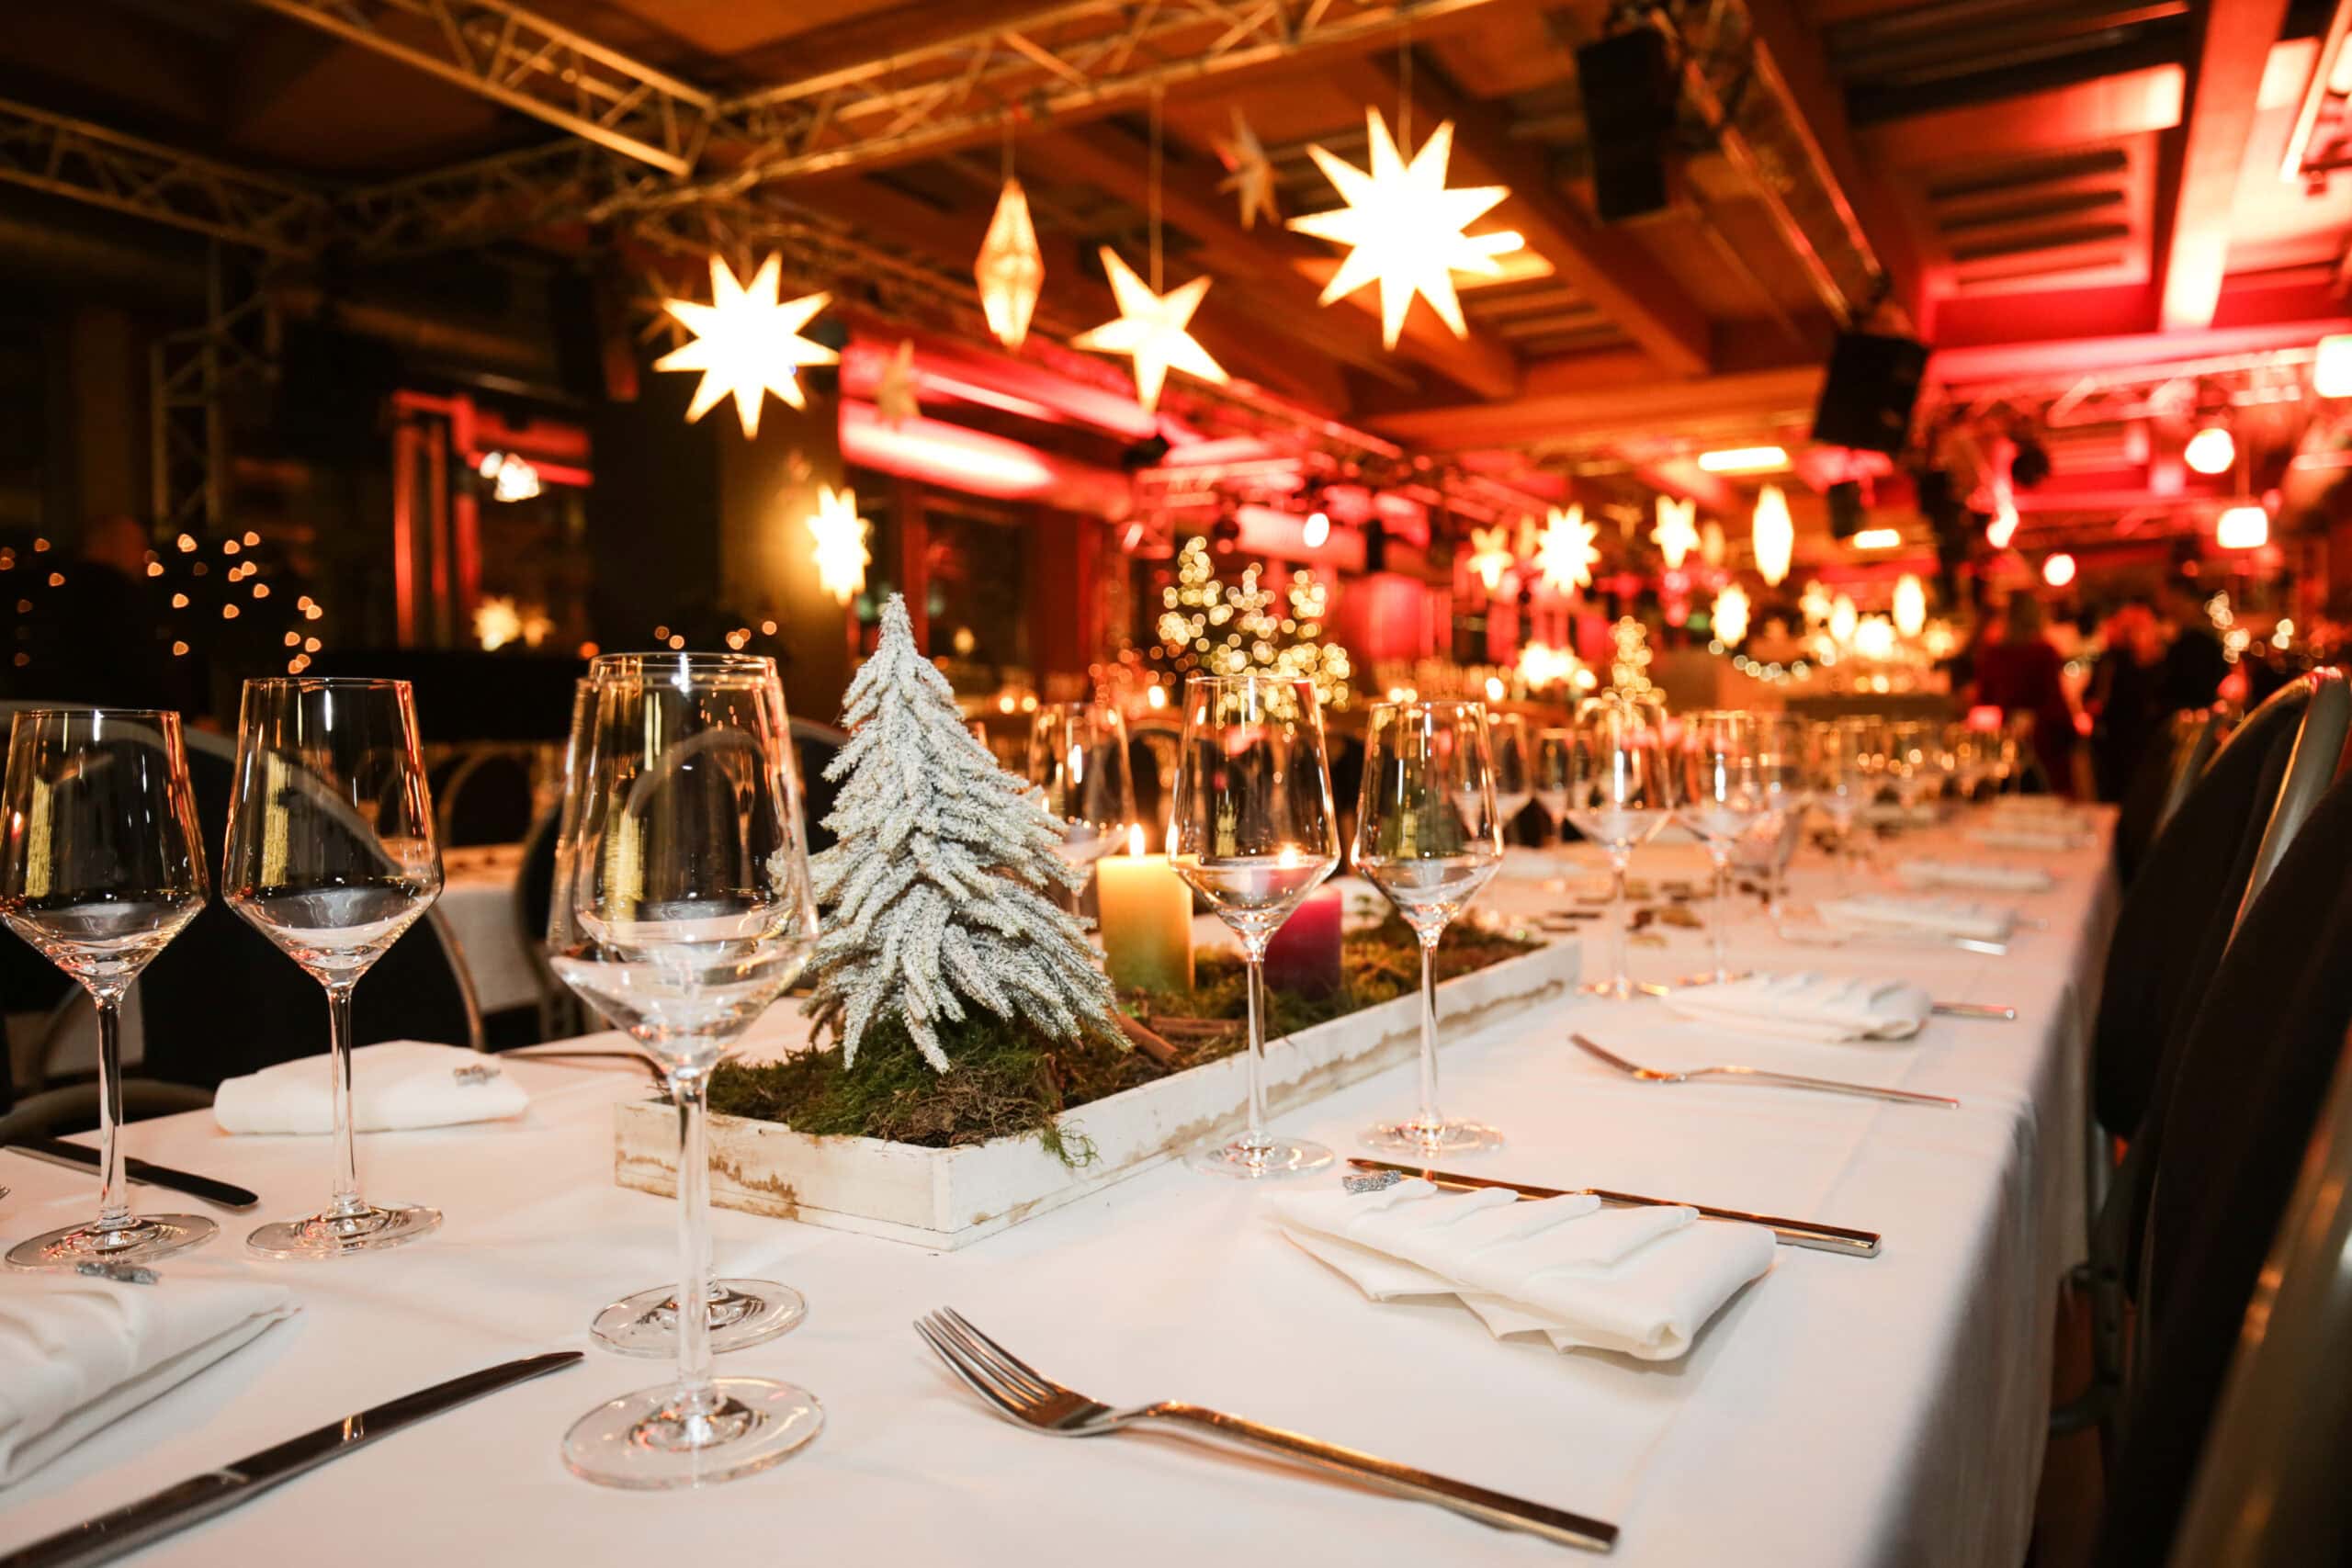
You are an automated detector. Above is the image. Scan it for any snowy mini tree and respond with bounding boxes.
[805,593,1125,1072]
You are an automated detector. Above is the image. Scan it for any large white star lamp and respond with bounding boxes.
[1071,248,1228,412]
[654,254,837,440]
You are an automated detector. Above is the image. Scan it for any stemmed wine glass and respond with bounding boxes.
[1487,712,1532,843]
[1,710,211,1269]
[223,678,444,1259]
[550,652,822,1488]
[1565,695,1672,1000]
[1026,701,1136,899]
[1809,718,1869,889]
[1751,716,1811,921]
[1167,673,1339,1179]
[1674,711,1764,987]
[1353,701,1505,1154]
[1885,720,1931,818]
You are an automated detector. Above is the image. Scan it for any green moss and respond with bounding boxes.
[706,912,1540,1164]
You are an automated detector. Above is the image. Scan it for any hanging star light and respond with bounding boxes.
[976,178,1046,351]
[1713,582,1751,646]
[1701,519,1726,569]
[653,254,837,440]
[1653,496,1701,570]
[1534,504,1600,593]
[1466,525,1515,592]
[1287,107,1521,348]
[1893,574,1928,638]
[807,485,871,606]
[1215,107,1279,230]
[1751,483,1794,586]
[875,339,922,426]
[1072,248,1227,412]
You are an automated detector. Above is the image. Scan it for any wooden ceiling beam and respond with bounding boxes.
[1325,52,1714,378]
[1374,355,1823,450]
[2158,0,2292,331]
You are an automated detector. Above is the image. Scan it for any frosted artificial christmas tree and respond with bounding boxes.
[805,593,1125,1072]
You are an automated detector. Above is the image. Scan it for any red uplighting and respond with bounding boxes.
[2041,552,2077,588]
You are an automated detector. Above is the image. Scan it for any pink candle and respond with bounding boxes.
[1263,886,1342,998]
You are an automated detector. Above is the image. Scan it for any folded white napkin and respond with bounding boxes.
[1859,802,1939,828]
[1968,825,2086,852]
[1817,892,2014,942]
[0,1273,296,1485]
[1895,858,2054,894]
[1274,1179,1772,1359]
[213,1042,529,1135]
[1659,971,1932,1042]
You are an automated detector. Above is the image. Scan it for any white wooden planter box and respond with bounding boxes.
[615,936,1580,1249]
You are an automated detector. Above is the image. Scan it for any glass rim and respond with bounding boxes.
[1180,671,1316,690]
[588,650,777,681]
[6,705,185,722]
[243,676,413,694]
[1366,696,1487,718]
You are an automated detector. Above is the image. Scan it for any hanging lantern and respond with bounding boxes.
[1713,582,1751,646]
[1893,574,1928,638]
[1751,483,1794,586]
[976,179,1046,351]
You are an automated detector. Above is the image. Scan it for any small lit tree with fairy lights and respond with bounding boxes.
[1149,535,1352,708]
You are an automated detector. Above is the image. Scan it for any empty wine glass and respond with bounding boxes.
[1565,695,1672,1000]
[1354,701,1505,1154]
[1,710,212,1270]
[224,678,444,1259]
[1675,711,1764,987]
[1809,718,1869,889]
[1026,701,1136,897]
[550,652,821,1488]
[1885,720,1931,816]
[1487,711,1532,841]
[1168,673,1339,1179]
[1753,716,1811,921]
[1532,728,1574,849]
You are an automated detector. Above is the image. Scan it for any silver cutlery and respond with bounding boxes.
[4,1141,259,1211]
[1344,1158,1880,1258]
[1570,1032,1958,1109]
[1776,921,2008,956]
[1631,980,2012,1020]
[914,1307,1617,1553]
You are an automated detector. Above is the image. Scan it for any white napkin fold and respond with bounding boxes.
[1858,802,1938,829]
[213,1042,529,1135]
[1968,825,2086,852]
[1895,858,2054,894]
[1274,1180,1772,1359]
[1817,892,2015,942]
[0,1273,296,1485]
[1658,971,1933,1042]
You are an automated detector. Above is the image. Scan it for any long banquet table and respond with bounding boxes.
[0,808,2120,1567]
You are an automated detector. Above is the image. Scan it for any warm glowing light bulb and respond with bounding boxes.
[1696,446,1789,475]
[2317,333,2352,398]
[1893,574,1928,638]
[1851,527,1901,550]
[2184,425,2235,476]
[2042,552,2077,588]
[2216,504,2269,549]
[1987,502,2019,549]
[1713,583,1751,645]
[1302,509,1330,548]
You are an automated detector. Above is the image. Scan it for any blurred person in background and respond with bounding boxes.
[2088,597,2165,802]
[2155,574,2228,714]
[1975,592,2078,796]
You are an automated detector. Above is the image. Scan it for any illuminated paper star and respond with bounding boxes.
[875,339,921,426]
[1653,496,1700,570]
[976,178,1046,351]
[1071,248,1227,412]
[1215,107,1279,229]
[1535,504,1600,593]
[808,485,871,606]
[1287,107,1520,348]
[653,254,837,440]
[1467,525,1515,592]
[1713,583,1751,646]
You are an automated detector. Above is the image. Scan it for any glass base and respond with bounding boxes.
[1362,1119,1504,1156]
[592,1280,806,1358]
[1674,970,1752,988]
[7,1213,217,1270]
[1187,1136,1333,1179]
[246,1201,441,1259]
[1578,976,1648,1000]
[563,1376,822,1490]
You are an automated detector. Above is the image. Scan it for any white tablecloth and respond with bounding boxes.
[437,844,540,1015]
[0,807,2117,1567]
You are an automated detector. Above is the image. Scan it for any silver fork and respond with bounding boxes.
[914,1306,1618,1553]
[1569,1032,1959,1109]
[1632,980,2012,1020]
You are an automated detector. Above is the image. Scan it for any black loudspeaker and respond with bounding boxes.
[1827,480,1863,539]
[1576,30,1677,223]
[1812,332,1928,455]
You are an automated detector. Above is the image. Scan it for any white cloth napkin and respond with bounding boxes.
[0,1273,296,1485]
[1895,858,2054,894]
[1818,892,2015,942]
[1273,1180,1772,1359]
[213,1042,529,1135]
[1859,802,1938,828]
[1659,971,1933,1042]
[1968,825,2086,852]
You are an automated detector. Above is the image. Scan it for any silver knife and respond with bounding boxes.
[4,1140,259,1213]
[0,1352,582,1568]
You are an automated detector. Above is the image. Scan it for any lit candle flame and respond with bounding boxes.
[1127,822,1146,857]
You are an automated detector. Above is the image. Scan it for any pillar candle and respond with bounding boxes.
[1097,849,1193,992]
[1262,885,1342,998]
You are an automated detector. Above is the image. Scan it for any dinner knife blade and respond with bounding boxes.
[4,1140,258,1213]
[0,1351,582,1568]
[1345,1158,1882,1259]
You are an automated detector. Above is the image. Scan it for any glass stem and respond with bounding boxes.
[1238,941,1272,1156]
[325,981,365,1219]
[1711,850,1730,981]
[91,991,133,1235]
[1415,930,1443,1134]
[671,1066,719,1422]
[1609,852,1631,994]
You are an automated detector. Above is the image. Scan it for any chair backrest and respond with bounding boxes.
[2116,707,2222,882]
[435,745,538,847]
[2162,1025,2352,1568]
[2230,670,2348,934]
[2092,673,2318,1137]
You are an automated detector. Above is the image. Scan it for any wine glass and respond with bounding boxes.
[1487,712,1532,842]
[550,652,821,1488]
[1,710,212,1270]
[1949,724,1987,803]
[1809,719,1869,889]
[1752,716,1811,921]
[1026,701,1136,895]
[1168,673,1339,1179]
[1564,695,1672,1000]
[1885,720,1931,816]
[223,678,444,1259]
[1674,711,1764,987]
[1353,701,1505,1154]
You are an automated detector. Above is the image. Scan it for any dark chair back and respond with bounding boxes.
[435,746,537,847]
[2115,707,2221,883]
